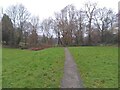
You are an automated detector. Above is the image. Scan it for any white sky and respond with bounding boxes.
[0,0,119,21]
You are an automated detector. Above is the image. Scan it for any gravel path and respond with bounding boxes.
[61,47,83,88]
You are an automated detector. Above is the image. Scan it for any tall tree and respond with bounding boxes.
[54,12,63,45]
[40,17,53,44]
[2,14,14,46]
[56,4,76,46]
[27,16,40,47]
[94,8,116,44]
[74,10,85,45]
[6,4,30,45]
[85,2,97,45]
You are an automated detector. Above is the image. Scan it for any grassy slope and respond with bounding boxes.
[69,47,118,88]
[2,47,64,88]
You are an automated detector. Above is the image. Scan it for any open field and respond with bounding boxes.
[2,48,65,88]
[2,46,118,88]
[0,47,2,89]
[69,46,118,88]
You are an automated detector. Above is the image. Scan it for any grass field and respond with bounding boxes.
[2,46,118,88]
[0,47,2,89]
[2,47,65,88]
[69,46,118,88]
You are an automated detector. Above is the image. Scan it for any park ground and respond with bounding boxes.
[2,46,118,88]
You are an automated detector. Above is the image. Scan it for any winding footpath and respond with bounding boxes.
[61,47,83,88]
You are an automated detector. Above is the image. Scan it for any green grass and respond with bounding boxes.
[69,46,118,88]
[118,47,120,90]
[2,47,65,88]
[0,47,2,89]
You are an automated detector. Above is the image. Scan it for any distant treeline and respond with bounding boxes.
[1,1,119,48]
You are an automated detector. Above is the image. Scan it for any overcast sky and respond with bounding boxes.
[0,0,119,21]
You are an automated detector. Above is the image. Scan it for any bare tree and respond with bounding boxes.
[56,4,76,46]
[94,8,116,44]
[85,1,97,45]
[30,16,40,32]
[6,5,17,27]
[6,4,30,45]
[40,17,53,44]
[54,12,63,45]
[28,29,38,47]
[27,16,40,47]
[22,21,32,46]
[2,1,117,47]
[74,10,85,45]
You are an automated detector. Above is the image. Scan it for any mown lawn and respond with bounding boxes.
[2,47,64,88]
[69,46,118,88]
[0,47,2,89]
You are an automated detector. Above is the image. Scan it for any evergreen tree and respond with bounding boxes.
[2,14,14,46]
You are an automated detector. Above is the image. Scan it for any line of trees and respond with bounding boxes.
[1,1,118,48]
